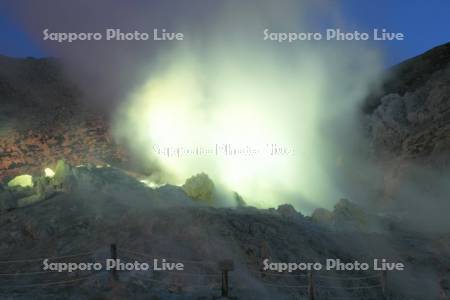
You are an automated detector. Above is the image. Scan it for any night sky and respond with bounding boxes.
[0,1,448,66]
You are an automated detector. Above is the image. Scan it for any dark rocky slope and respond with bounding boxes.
[0,56,126,182]
[364,42,450,208]
[366,42,450,161]
[0,164,448,299]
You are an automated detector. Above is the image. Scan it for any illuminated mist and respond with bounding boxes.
[0,0,386,211]
[114,1,383,211]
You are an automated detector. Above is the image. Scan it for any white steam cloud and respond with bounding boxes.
[114,1,383,211]
[2,0,384,211]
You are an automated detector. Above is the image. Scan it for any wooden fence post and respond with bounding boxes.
[381,270,388,300]
[439,271,448,300]
[219,260,234,298]
[110,243,119,282]
[308,271,315,300]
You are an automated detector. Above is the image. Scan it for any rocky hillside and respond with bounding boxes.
[0,56,127,182]
[366,42,450,162]
[0,43,449,299]
[0,163,448,299]
[364,42,450,204]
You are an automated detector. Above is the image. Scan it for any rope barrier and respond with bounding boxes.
[119,248,216,265]
[0,271,101,288]
[120,266,221,278]
[317,273,381,280]
[0,270,54,276]
[317,283,382,290]
[134,275,220,288]
[324,296,380,299]
[0,251,98,264]
[247,269,308,277]
[0,245,389,298]
[243,264,381,279]
[258,282,309,289]
[163,271,221,277]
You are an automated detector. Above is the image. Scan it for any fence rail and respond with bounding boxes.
[0,244,404,299]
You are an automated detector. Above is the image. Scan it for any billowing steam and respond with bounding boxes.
[4,0,384,211]
[114,1,383,210]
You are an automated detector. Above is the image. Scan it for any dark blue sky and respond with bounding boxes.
[0,1,448,65]
[340,0,450,65]
[0,12,45,57]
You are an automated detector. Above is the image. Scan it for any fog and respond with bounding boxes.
[113,1,383,211]
[2,0,387,212]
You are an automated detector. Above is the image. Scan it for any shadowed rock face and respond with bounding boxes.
[366,42,450,161]
[0,165,448,299]
[0,56,127,182]
[364,42,450,115]
[364,42,450,205]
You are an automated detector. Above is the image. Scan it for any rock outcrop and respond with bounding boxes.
[312,198,380,232]
[364,42,450,204]
[366,42,450,162]
[0,56,127,182]
[182,172,216,204]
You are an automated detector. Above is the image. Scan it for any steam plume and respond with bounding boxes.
[4,0,384,211]
[114,1,383,211]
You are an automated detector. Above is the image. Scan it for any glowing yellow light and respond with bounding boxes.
[140,179,163,189]
[44,168,55,178]
[115,35,382,211]
[8,175,34,188]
